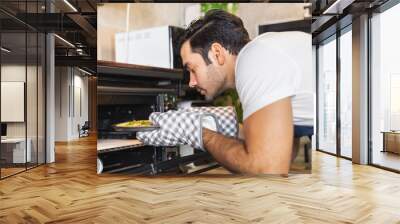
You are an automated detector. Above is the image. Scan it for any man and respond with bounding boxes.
[139,9,314,175]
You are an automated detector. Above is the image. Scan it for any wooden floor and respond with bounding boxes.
[1,136,400,223]
[1,167,26,178]
[1,164,46,178]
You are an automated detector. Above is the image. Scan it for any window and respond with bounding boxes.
[317,36,337,154]
[316,24,353,159]
[390,74,400,130]
[370,2,400,171]
[339,27,352,158]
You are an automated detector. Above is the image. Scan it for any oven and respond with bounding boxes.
[97,61,217,175]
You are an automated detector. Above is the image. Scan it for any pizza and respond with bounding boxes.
[115,120,153,128]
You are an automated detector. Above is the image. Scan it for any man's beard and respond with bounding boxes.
[203,65,226,101]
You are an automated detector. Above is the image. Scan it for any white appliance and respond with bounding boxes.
[115,26,184,69]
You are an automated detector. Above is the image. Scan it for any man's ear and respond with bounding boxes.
[209,43,225,66]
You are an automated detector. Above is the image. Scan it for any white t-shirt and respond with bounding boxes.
[235,31,314,126]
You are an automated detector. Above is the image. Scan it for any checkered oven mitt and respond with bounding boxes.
[180,106,239,138]
[136,110,220,150]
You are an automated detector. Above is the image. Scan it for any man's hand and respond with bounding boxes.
[137,110,217,150]
[202,97,294,175]
[136,106,239,150]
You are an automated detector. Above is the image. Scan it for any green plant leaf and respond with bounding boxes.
[200,3,238,14]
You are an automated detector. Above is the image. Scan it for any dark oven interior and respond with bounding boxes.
[97,62,183,139]
[97,94,158,139]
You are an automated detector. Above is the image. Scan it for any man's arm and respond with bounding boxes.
[203,97,294,174]
[238,123,244,140]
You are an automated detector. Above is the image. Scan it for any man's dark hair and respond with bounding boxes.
[180,9,250,65]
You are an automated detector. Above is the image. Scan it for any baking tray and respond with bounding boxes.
[113,125,160,132]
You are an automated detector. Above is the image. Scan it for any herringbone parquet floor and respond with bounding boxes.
[1,135,400,223]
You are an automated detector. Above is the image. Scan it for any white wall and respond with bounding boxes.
[98,3,309,61]
[182,3,308,39]
[55,67,89,141]
[72,73,89,138]
[55,67,69,141]
[237,3,307,39]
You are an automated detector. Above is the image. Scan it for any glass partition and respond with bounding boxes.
[0,1,46,179]
[1,30,28,177]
